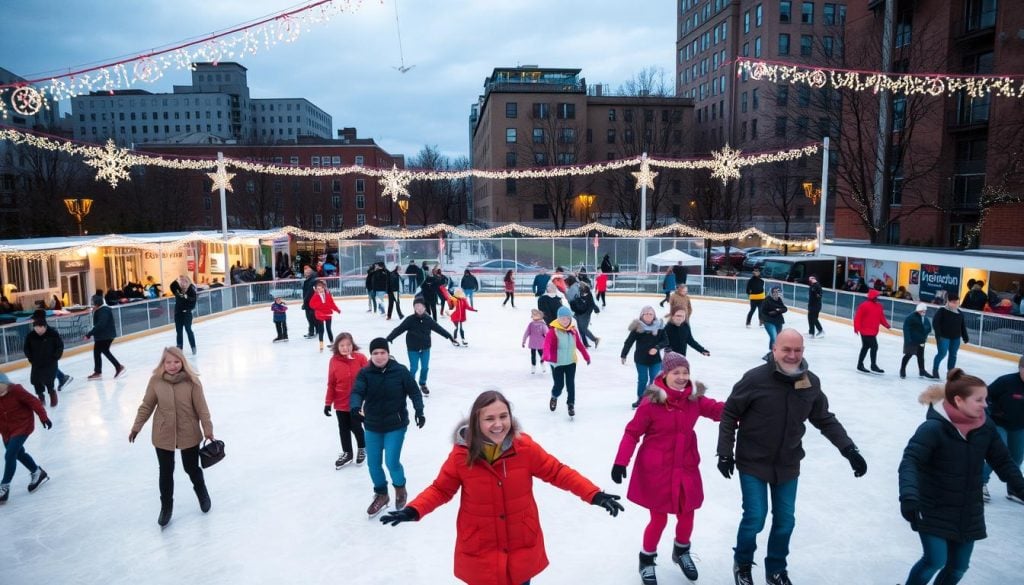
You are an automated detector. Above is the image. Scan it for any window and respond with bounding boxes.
[751,118,758,138]
[838,5,846,24]
[887,222,900,243]
[755,37,762,57]
[356,214,366,226]
[312,181,321,193]
[607,129,616,144]
[532,103,549,118]
[744,10,750,33]
[556,153,576,165]
[752,88,760,110]
[290,156,299,165]
[801,2,814,23]
[775,117,788,137]
[624,128,635,143]
[533,152,548,165]
[355,194,365,209]
[756,4,762,26]
[779,33,791,55]
[624,109,634,123]
[780,1,791,22]
[965,0,998,31]
[798,86,811,107]
[505,128,517,143]
[332,156,341,166]
[557,103,576,119]
[777,85,789,106]
[823,36,834,57]
[608,108,616,121]
[533,128,545,144]
[332,179,341,192]
[559,127,576,143]
[895,10,912,48]
[312,156,320,166]
[506,102,518,118]
[741,121,748,140]
[800,35,813,56]
[203,196,212,210]
[506,178,517,194]
[743,42,749,57]
[355,179,365,193]
[506,152,517,168]
[823,3,836,25]
[331,195,341,209]
[741,92,748,112]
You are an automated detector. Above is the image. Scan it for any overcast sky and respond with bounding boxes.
[1,0,676,160]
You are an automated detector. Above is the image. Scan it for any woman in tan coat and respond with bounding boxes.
[129,347,214,527]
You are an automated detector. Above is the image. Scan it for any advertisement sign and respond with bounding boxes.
[209,254,224,275]
[899,262,921,300]
[865,259,898,292]
[59,258,90,272]
[919,264,961,302]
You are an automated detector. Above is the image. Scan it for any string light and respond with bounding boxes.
[378,164,412,201]
[0,0,367,119]
[737,58,1024,98]
[709,145,742,185]
[84,139,135,188]
[208,161,235,192]
[631,159,658,190]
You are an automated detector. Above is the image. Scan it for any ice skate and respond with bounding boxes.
[461,340,468,346]
[395,485,408,510]
[870,364,885,374]
[27,468,49,493]
[48,389,58,407]
[158,500,173,527]
[335,452,353,469]
[671,542,698,581]
[114,366,127,378]
[766,570,793,585]
[87,372,102,381]
[0,483,9,504]
[638,552,658,585]
[531,365,536,374]
[856,364,871,374]
[367,492,389,518]
[419,383,430,396]
[356,448,366,465]
[549,397,557,412]
[58,375,73,391]
[567,403,575,418]
[982,484,991,502]
[733,563,754,585]
[319,341,324,352]
[1008,491,1024,505]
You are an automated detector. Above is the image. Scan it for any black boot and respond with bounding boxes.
[158,500,173,527]
[734,563,754,585]
[671,542,698,581]
[638,552,658,585]
[195,485,211,513]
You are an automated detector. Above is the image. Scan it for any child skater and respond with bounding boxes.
[441,287,477,346]
[0,372,53,504]
[502,269,516,308]
[309,280,340,352]
[324,333,367,469]
[664,307,710,357]
[611,352,724,583]
[522,309,550,374]
[271,296,289,342]
[378,390,624,585]
[23,315,64,407]
[898,368,1024,585]
[543,306,591,418]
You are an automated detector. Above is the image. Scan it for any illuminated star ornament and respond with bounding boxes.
[710,145,743,185]
[207,161,235,192]
[84,139,135,189]
[631,160,658,191]
[379,164,412,201]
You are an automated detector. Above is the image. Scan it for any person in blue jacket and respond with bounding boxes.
[532,267,551,297]
[900,303,937,379]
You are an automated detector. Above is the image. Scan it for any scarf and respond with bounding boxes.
[942,401,986,437]
[162,371,189,384]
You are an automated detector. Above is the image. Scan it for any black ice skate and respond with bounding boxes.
[671,542,698,581]
[356,448,366,465]
[335,452,353,469]
[733,563,754,585]
[766,570,793,585]
[419,383,430,396]
[638,552,658,585]
[27,468,49,493]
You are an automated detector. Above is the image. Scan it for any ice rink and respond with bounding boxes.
[2,292,1021,585]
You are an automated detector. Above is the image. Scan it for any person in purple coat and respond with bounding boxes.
[522,309,550,374]
[611,352,725,584]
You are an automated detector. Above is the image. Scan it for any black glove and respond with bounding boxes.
[380,507,419,526]
[841,445,868,477]
[415,414,426,428]
[611,464,627,484]
[717,455,735,479]
[323,405,332,417]
[900,499,919,525]
[591,492,624,517]
[41,419,53,430]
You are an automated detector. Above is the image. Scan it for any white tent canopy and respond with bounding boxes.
[645,248,702,268]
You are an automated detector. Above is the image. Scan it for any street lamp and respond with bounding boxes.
[63,197,94,235]
[802,181,821,205]
[577,193,596,223]
[397,196,410,229]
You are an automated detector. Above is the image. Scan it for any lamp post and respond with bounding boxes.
[801,136,831,256]
[577,193,596,224]
[63,197,94,235]
[397,196,410,229]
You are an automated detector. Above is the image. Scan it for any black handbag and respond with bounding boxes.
[198,439,226,469]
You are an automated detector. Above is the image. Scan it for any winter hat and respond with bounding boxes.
[368,337,390,353]
[91,294,104,306]
[916,303,928,313]
[413,296,426,307]
[770,285,782,293]
[661,351,690,374]
[31,316,47,327]
[556,306,573,318]
[948,293,960,301]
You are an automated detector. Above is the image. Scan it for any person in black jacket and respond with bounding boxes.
[460,269,479,308]
[718,328,866,585]
[806,275,824,338]
[745,268,766,327]
[537,282,563,324]
[981,355,1024,502]
[759,286,787,356]
[301,266,318,339]
[85,294,125,380]
[24,316,64,407]
[621,306,669,409]
[570,282,600,348]
[898,369,1024,585]
[386,298,459,395]
[931,294,970,378]
[170,275,198,354]
[961,280,988,311]
[664,307,709,357]
[404,260,421,294]
[370,262,389,316]
[386,266,404,320]
[350,337,425,518]
[901,303,937,379]
[419,269,442,320]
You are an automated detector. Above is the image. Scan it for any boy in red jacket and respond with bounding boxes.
[0,372,53,504]
[853,289,891,374]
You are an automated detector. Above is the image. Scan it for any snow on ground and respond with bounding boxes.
[2,293,1021,585]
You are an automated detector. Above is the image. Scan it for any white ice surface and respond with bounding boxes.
[2,294,1021,585]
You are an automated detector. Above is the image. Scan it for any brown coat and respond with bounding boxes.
[131,372,213,450]
[668,291,692,318]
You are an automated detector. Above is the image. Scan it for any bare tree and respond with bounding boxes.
[9,144,91,236]
[516,105,591,229]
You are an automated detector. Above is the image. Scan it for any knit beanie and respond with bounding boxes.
[662,351,690,374]
[915,303,928,313]
[369,337,390,353]
[413,296,426,307]
[556,306,573,318]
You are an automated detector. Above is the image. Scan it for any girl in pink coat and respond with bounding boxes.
[611,351,724,584]
[522,309,549,374]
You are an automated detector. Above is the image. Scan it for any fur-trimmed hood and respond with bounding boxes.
[628,317,665,334]
[453,422,517,450]
[918,384,946,406]
[643,377,707,403]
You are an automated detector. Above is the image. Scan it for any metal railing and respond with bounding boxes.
[1,274,1020,365]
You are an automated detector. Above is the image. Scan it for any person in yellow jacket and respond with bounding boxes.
[745,267,766,327]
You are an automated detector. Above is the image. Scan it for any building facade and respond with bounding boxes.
[470,66,694,227]
[70,62,333,147]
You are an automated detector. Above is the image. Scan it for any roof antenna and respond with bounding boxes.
[392,0,415,73]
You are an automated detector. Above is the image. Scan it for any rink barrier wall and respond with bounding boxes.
[1,274,1020,369]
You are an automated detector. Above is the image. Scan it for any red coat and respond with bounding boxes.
[325,352,368,411]
[614,376,723,514]
[448,296,477,324]
[595,273,608,293]
[309,290,340,321]
[503,278,515,293]
[853,289,890,336]
[407,432,600,585]
[0,383,49,441]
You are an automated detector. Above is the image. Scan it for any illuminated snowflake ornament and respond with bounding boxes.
[380,164,412,201]
[85,139,134,189]
[710,145,743,185]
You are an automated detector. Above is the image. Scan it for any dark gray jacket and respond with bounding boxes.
[350,358,424,434]
[87,305,117,341]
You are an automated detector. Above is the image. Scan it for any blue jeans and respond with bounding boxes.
[464,289,475,307]
[407,349,431,385]
[635,362,663,398]
[2,435,38,485]
[982,425,1024,485]
[765,323,780,350]
[734,473,798,574]
[933,337,961,373]
[363,427,407,491]
[904,532,974,585]
[374,291,386,314]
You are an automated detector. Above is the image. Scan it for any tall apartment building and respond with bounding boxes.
[70,62,332,147]
[835,0,1024,248]
[470,66,694,227]
[676,1,847,236]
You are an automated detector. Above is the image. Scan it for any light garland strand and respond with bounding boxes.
[737,58,1024,98]
[0,0,366,119]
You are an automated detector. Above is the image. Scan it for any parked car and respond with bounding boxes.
[710,246,747,270]
[465,259,540,274]
[742,249,782,271]
[758,256,838,288]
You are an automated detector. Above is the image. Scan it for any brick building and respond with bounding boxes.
[835,0,1024,249]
